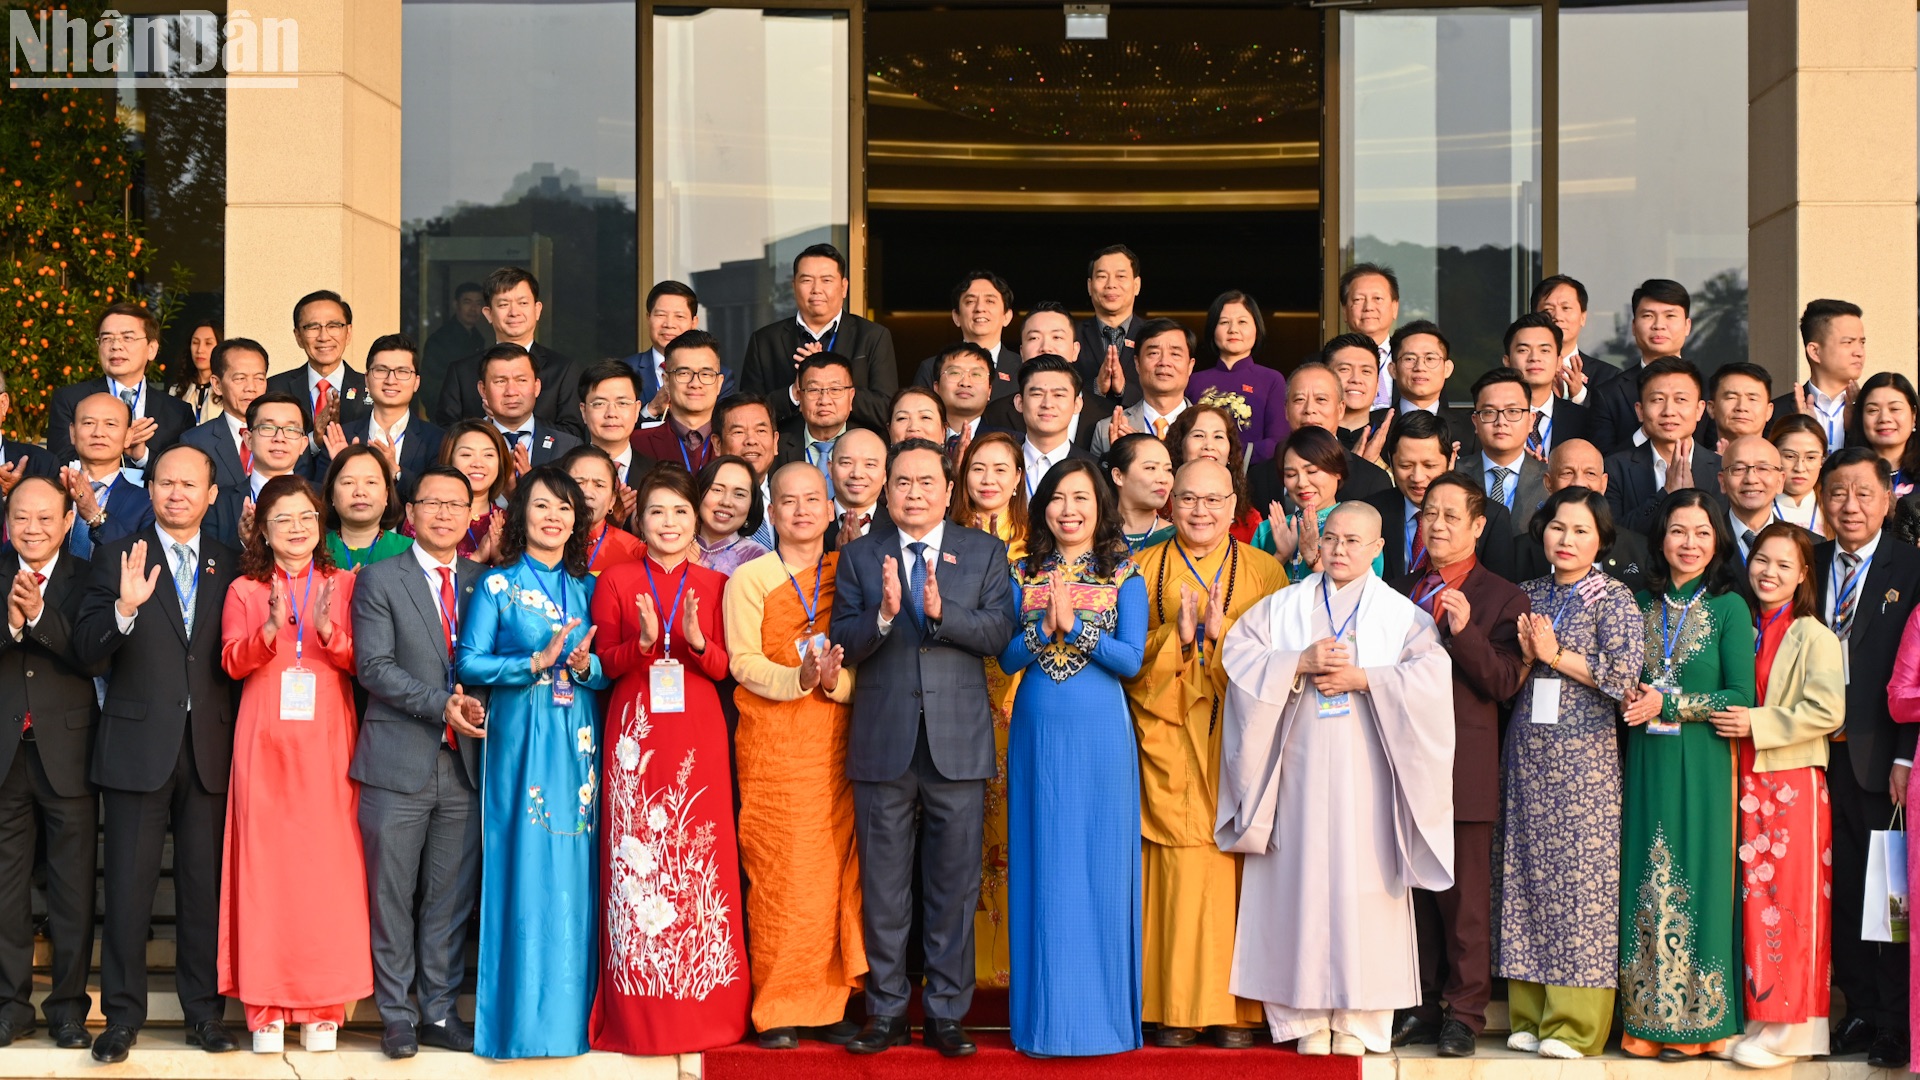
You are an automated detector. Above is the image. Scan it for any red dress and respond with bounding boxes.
[587,556,750,1053]
[1739,607,1831,1032]
[217,569,373,1027]
[586,520,646,575]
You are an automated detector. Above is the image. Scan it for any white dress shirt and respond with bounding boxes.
[115,527,202,634]
[1558,350,1591,405]
[1022,439,1073,497]
[876,520,947,636]
[1650,441,1693,490]
[9,552,58,638]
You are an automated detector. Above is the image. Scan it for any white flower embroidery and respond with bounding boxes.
[640,894,678,937]
[1740,794,1760,814]
[1761,906,1781,927]
[487,576,509,595]
[648,806,669,833]
[617,735,641,771]
[577,727,594,754]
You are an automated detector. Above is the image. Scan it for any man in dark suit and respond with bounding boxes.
[576,361,655,495]
[349,466,488,1058]
[1814,448,1920,1068]
[435,267,585,439]
[1584,279,1692,454]
[630,330,724,472]
[204,393,315,552]
[0,373,55,492]
[1529,274,1619,402]
[181,339,273,493]
[319,334,446,501]
[1000,356,1101,501]
[1075,245,1147,406]
[1503,311,1592,456]
[771,353,880,481]
[831,437,1015,1057]
[265,289,370,432]
[73,443,241,1061]
[912,271,1019,398]
[739,244,897,431]
[474,344,580,474]
[0,478,102,1049]
[59,393,155,560]
[420,281,487,411]
[1512,438,1654,591]
[623,280,699,424]
[1771,298,1865,452]
[1466,368,1549,538]
[1363,412,1515,582]
[1369,320,1479,459]
[1250,362,1391,510]
[1603,358,1722,534]
[1388,473,1531,1056]
[822,428,888,553]
[980,307,1118,454]
[47,302,195,471]
[1706,362,1776,450]
[927,343,1005,451]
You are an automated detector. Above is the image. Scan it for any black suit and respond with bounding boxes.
[979,389,1118,453]
[1364,488,1517,583]
[823,503,893,553]
[1816,533,1920,1035]
[740,312,898,431]
[831,524,1016,1021]
[912,345,1021,402]
[1073,313,1146,406]
[265,363,370,429]
[1371,399,1480,458]
[309,416,448,500]
[46,378,194,469]
[73,529,239,1030]
[1510,513,1653,593]
[0,554,102,1030]
[1585,360,1657,455]
[434,342,586,440]
[0,440,54,481]
[1571,350,1620,393]
[1537,398,1593,454]
[179,415,249,493]
[495,421,580,469]
[1603,442,1722,534]
[1247,443,1392,512]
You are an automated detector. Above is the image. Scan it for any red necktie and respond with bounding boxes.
[238,429,253,474]
[1415,568,1446,618]
[1409,516,1429,576]
[314,380,333,419]
[437,567,459,745]
[21,573,44,733]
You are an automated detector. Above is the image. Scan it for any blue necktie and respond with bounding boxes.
[907,542,928,631]
[813,441,835,499]
[70,481,106,559]
[503,430,526,450]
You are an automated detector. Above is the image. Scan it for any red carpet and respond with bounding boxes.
[702,1032,1362,1080]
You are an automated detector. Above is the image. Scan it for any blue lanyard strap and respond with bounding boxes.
[281,563,315,663]
[1413,577,1447,610]
[1546,569,1589,633]
[1174,538,1230,655]
[1320,576,1361,644]
[782,551,826,625]
[1659,582,1707,669]
[1830,546,1875,623]
[587,523,609,569]
[642,558,690,653]
[1756,605,1790,656]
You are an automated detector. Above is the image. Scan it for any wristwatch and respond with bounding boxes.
[88,508,108,529]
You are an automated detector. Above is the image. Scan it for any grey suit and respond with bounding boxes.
[1090,398,1189,456]
[349,548,484,1027]
[831,523,1016,1021]
[1474,453,1548,538]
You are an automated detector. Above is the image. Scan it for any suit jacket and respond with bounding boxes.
[47,378,194,469]
[333,415,447,500]
[1073,313,1146,406]
[1586,359,1655,455]
[71,473,153,557]
[830,523,1016,782]
[1815,533,1920,792]
[1364,487,1518,583]
[498,422,580,469]
[265,363,371,429]
[1747,617,1846,774]
[912,346,1022,402]
[1090,397,1188,456]
[1471,453,1549,537]
[180,415,249,493]
[434,342,586,440]
[1511,512,1654,593]
[0,439,55,480]
[1538,397,1593,455]
[1603,441,1723,534]
[348,549,484,792]
[73,529,240,793]
[771,414,887,473]
[1391,561,1531,822]
[980,388,1118,454]
[1247,443,1392,512]
[0,554,104,797]
[1370,399,1481,458]
[630,418,715,474]
[823,503,893,553]
[739,312,898,431]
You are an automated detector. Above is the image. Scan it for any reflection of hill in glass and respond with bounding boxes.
[1600,268,1749,380]
[1350,237,1542,403]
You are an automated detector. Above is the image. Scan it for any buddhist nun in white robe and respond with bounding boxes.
[1214,501,1456,1056]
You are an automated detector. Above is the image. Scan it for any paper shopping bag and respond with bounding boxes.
[1863,809,1909,944]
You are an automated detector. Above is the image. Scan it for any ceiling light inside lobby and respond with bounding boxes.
[1065,4,1109,40]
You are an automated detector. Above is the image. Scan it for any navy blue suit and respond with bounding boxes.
[68,474,153,560]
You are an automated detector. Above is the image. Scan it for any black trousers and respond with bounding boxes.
[1412,820,1494,1033]
[100,729,227,1028]
[0,742,96,1027]
[1828,741,1909,1031]
[852,723,984,1021]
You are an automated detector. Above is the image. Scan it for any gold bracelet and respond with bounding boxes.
[1549,647,1564,671]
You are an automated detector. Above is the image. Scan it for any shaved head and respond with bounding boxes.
[1322,500,1385,585]
[771,461,828,501]
[1172,458,1233,495]
[1545,438,1607,494]
[1325,500,1382,540]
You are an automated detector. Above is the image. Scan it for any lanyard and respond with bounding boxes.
[1320,575,1362,644]
[587,523,610,569]
[1545,569,1590,632]
[1809,382,1845,449]
[782,551,826,626]
[424,563,459,689]
[1660,582,1707,671]
[1830,546,1875,623]
[1756,604,1791,656]
[1175,538,1229,654]
[1528,409,1553,453]
[1413,576,1447,610]
[642,558,690,654]
[819,323,840,353]
[281,563,315,664]
[676,431,708,473]
[524,560,571,667]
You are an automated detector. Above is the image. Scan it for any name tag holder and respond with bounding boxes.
[1646,677,1681,736]
[1529,677,1561,725]
[280,665,317,720]
[650,658,685,713]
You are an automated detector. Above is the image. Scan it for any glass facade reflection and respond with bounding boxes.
[1559,1,1748,376]
[650,7,848,369]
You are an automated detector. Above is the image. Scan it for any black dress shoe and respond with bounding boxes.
[923,1019,976,1058]
[1390,1012,1440,1047]
[0,1019,26,1048]
[187,1019,239,1053]
[1210,1026,1256,1049]
[805,1019,860,1044]
[1152,1026,1200,1048]
[51,1021,90,1049]
[1657,1047,1692,1062]
[1831,1014,1876,1056]
[846,1015,910,1055]
[1436,1019,1477,1057]
[756,1026,799,1050]
[382,1021,419,1059]
[1868,1031,1911,1070]
[419,1017,474,1052]
[91,1025,136,1063]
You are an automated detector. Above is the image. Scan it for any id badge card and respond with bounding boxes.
[650,659,686,713]
[280,666,317,721]
[552,667,576,707]
[1530,677,1562,725]
[1646,681,1681,735]
[793,632,829,661]
[1315,688,1352,719]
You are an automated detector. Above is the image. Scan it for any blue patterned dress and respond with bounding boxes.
[456,554,609,1058]
[998,553,1147,1056]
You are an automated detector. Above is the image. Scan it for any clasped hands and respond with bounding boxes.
[879,553,942,625]
[1298,636,1366,695]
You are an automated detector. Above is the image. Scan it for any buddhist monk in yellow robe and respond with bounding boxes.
[725,465,865,1048]
[1125,460,1288,1046]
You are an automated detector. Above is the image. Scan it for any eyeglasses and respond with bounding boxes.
[265,510,321,529]
[1321,534,1377,551]
[1473,407,1530,424]
[1725,463,1785,479]
[411,498,468,517]
[97,332,146,346]
[297,321,350,337]
[1172,493,1231,510]
[668,368,723,385]
[251,423,304,441]
[1396,354,1447,371]
[367,365,416,381]
[799,385,851,399]
[1780,449,1825,467]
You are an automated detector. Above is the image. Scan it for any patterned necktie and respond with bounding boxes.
[1527,410,1546,455]
[1409,513,1429,575]
[119,387,138,412]
[1833,551,1862,639]
[1489,466,1512,508]
[503,430,526,450]
[173,543,196,637]
[21,572,44,733]
[907,542,929,631]
[238,429,253,474]
[437,566,459,745]
[812,441,835,499]
[1741,529,1758,561]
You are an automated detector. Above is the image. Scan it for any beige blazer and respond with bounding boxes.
[1748,616,1846,773]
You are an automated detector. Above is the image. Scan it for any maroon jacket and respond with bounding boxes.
[630,417,715,474]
